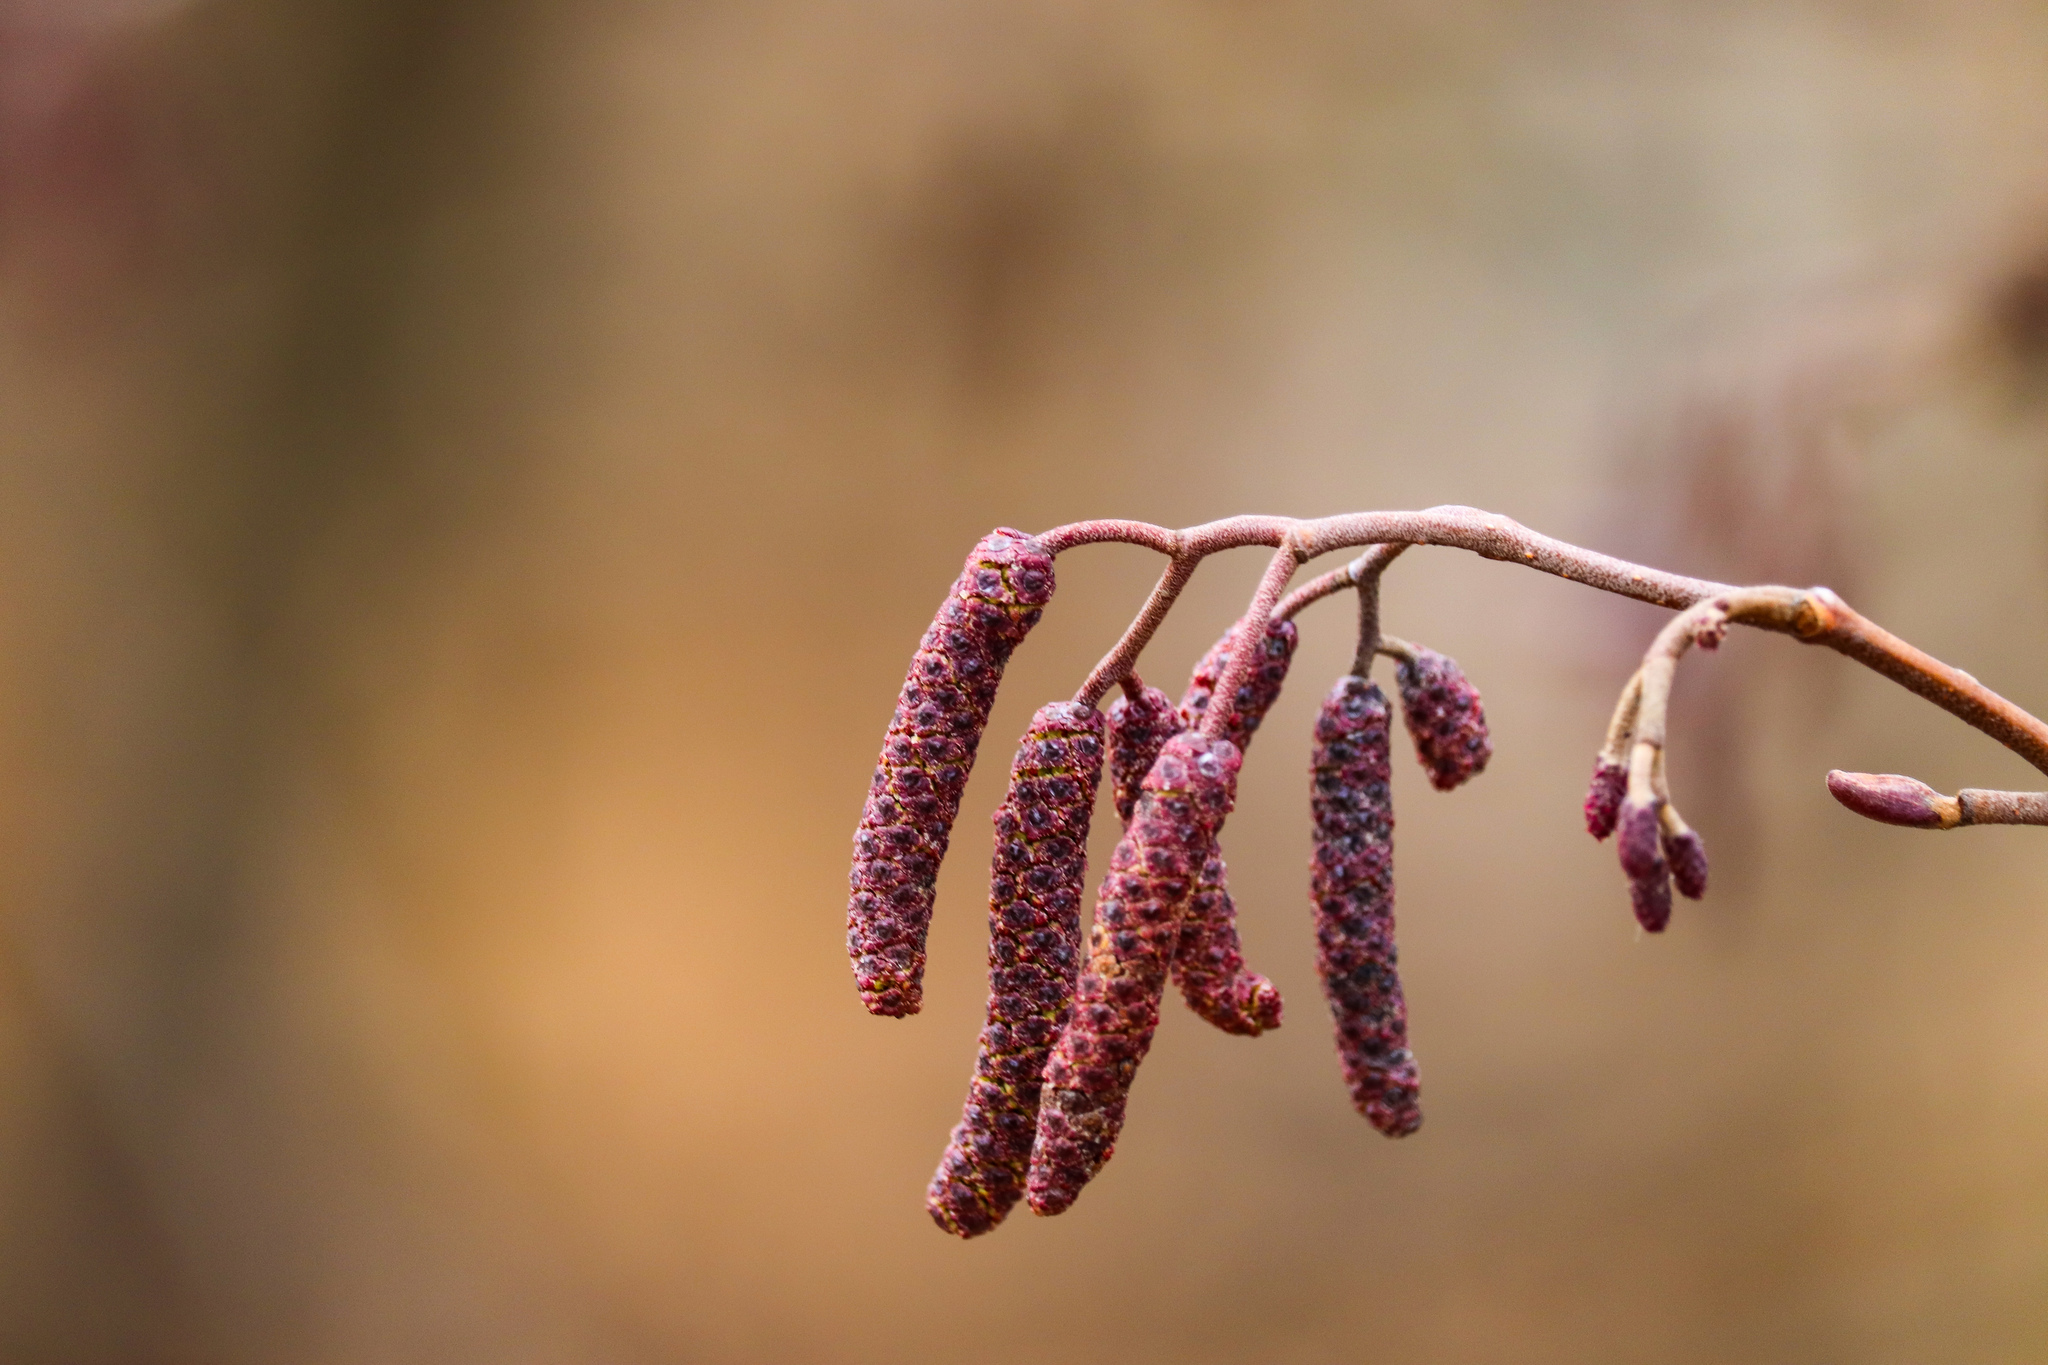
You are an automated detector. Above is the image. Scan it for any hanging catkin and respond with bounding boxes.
[1392,647,1492,791]
[1583,759,1628,840]
[1617,799,1672,932]
[1310,676,1421,1138]
[1173,847,1283,1035]
[1106,680,1183,825]
[1179,617,1299,749]
[926,702,1105,1237]
[848,530,1054,1017]
[1028,732,1242,1214]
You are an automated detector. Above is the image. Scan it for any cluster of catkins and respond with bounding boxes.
[848,530,1495,1237]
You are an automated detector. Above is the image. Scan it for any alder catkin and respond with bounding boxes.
[1107,680,1183,825]
[1393,647,1492,791]
[1617,799,1672,932]
[1166,619,1297,1034]
[848,529,1055,1017]
[926,702,1105,1238]
[1173,845,1283,1036]
[1310,676,1422,1138]
[1584,759,1628,840]
[1179,617,1300,749]
[1028,732,1242,1215]
[1663,827,1708,900]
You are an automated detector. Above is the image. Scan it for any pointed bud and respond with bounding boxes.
[1825,770,1960,829]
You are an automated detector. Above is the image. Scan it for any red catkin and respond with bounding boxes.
[1309,676,1422,1138]
[1111,666,1283,1038]
[1393,647,1492,791]
[1028,732,1242,1215]
[927,702,1105,1238]
[1174,845,1283,1036]
[1584,759,1628,840]
[1617,799,1672,932]
[1107,680,1184,824]
[1180,617,1300,748]
[1167,619,1296,1034]
[1663,827,1708,900]
[848,530,1055,1017]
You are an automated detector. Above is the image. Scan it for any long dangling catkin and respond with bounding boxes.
[848,530,1055,1017]
[926,702,1105,1238]
[1166,619,1297,1035]
[1310,676,1421,1138]
[1107,680,1183,824]
[1393,647,1492,791]
[1028,732,1242,1215]
[1179,617,1299,749]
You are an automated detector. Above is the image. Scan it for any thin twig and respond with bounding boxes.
[1038,507,2048,779]
[1074,554,1199,708]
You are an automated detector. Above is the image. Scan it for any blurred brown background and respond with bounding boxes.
[2,1,2047,1361]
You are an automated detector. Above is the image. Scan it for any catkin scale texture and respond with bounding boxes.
[1112,664,1284,1038]
[1179,617,1299,749]
[1028,732,1242,1215]
[1174,847,1283,1035]
[1171,617,1299,1035]
[926,703,1104,1238]
[848,530,1054,1017]
[1394,647,1492,791]
[1107,682,1183,825]
[1310,677,1422,1138]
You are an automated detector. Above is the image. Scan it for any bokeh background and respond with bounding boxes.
[3,1,2048,1361]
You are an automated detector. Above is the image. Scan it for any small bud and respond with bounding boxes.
[1617,799,1671,932]
[1663,827,1708,900]
[1583,759,1627,840]
[848,530,1054,1017]
[927,703,1104,1238]
[1310,676,1421,1138]
[1180,617,1300,747]
[1825,770,1960,829]
[1393,647,1492,791]
[1029,732,1242,1215]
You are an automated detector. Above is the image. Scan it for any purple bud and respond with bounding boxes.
[1663,827,1708,900]
[1617,798,1671,933]
[1825,770,1953,829]
[1617,800,1663,879]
